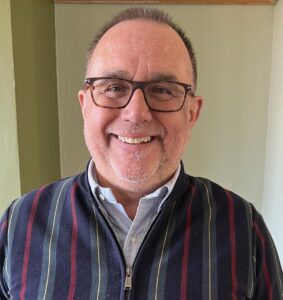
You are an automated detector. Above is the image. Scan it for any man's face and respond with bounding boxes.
[78,20,203,195]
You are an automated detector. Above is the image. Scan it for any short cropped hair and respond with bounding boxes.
[86,7,198,86]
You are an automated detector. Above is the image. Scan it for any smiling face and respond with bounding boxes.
[78,20,203,197]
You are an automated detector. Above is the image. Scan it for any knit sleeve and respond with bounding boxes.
[251,205,283,299]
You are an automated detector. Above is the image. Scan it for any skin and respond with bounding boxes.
[78,20,203,219]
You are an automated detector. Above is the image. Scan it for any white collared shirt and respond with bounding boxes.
[87,160,180,267]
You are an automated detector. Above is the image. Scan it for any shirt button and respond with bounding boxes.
[131,235,138,245]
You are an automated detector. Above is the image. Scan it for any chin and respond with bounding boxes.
[111,163,157,187]
[110,159,175,193]
[114,168,153,183]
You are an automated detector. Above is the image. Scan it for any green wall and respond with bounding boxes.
[10,0,61,195]
[0,0,21,214]
[0,0,61,214]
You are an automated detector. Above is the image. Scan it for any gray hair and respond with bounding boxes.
[86,7,198,86]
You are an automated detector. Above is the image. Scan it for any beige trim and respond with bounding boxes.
[54,0,278,5]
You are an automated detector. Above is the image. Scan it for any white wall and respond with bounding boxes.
[182,6,273,210]
[55,4,273,211]
[262,0,283,264]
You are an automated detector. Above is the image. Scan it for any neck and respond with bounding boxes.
[96,173,168,220]
[111,188,141,220]
[94,166,179,220]
[97,176,151,219]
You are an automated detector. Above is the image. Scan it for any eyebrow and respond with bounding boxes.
[149,73,180,82]
[99,71,180,83]
[101,70,131,79]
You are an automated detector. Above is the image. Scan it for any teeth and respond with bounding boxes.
[117,135,152,144]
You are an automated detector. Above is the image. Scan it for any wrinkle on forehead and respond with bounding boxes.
[98,70,179,82]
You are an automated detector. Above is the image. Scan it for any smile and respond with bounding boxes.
[117,135,152,144]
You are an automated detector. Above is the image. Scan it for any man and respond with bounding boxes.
[0,7,282,300]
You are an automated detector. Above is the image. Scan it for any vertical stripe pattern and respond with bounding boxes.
[253,221,273,300]
[203,182,212,300]
[0,166,282,299]
[180,184,195,300]
[41,178,73,300]
[225,190,237,300]
[89,201,102,300]
[20,186,46,300]
[154,202,176,300]
[68,182,79,300]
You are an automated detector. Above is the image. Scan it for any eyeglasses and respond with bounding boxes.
[84,77,194,112]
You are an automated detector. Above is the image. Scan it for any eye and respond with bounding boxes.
[94,79,131,98]
[151,86,173,95]
[147,83,177,101]
[105,84,127,93]
[104,84,130,99]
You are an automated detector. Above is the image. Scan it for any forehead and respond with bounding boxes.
[87,20,193,82]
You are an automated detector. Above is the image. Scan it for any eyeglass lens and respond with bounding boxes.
[90,78,186,111]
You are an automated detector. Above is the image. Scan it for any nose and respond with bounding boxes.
[121,88,153,123]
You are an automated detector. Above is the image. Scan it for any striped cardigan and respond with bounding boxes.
[0,164,282,299]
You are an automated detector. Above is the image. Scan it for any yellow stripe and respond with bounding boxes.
[91,202,101,300]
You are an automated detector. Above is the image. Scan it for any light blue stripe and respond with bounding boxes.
[147,202,177,300]
[6,195,28,290]
[37,178,74,299]
[199,180,212,300]
[89,201,108,300]
[243,201,254,298]
[200,179,218,300]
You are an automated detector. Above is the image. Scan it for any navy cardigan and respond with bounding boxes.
[0,164,282,299]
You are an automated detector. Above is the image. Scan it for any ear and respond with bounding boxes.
[78,89,88,117]
[188,96,204,128]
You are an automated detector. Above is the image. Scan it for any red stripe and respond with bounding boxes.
[68,182,78,300]
[180,184,196,300]
[0,220,7,234]
[20,186,45,300]
[253,221,273,300]
[225,190,237,300]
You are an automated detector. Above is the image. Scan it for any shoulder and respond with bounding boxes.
[190,176,251,205]
[13,175,78,208]
[2,170,90,226]
[185,175,260,223]
[175,167,255,214]
[185,175,283,297]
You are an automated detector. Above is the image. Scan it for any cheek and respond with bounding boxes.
[83,114,111,165]
[165,111,190,139]
[83,109,107,147]
[163,114,191,154]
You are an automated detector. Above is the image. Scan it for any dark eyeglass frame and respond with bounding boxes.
[84,77,195,113]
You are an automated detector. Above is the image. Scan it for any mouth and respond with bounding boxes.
[116,135,153,144]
